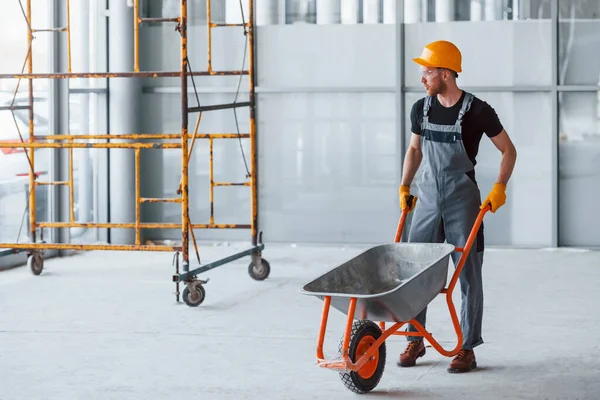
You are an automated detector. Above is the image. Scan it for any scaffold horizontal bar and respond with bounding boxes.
[32,27,68,33]
[0,243,181,252]
[36,222,251,229]
[139,17,179,23]
[201,133,250,139]
[38,133,182,140]
[0,142,181,149]
[209,22,248,27]
[140,198,182,203]
[32,133,250,141]
[35,181,69,186]
[213,182,250,187]
[0,71,248,79]
[188,101,251,113]
[174,243,265,281]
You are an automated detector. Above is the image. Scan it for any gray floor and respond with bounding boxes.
[1,242,599,399]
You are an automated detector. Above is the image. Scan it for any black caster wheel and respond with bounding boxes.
[28,253,44,276]
[248,258,270,281]
[338,320,386,394]
[182,283,206,307]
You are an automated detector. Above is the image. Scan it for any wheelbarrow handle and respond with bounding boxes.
[394,195,416,243]
[455,204,491,253]
[446,204,491,292]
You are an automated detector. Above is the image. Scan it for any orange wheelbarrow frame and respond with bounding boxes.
[314,201,490,382]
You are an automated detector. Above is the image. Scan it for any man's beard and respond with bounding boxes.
[426,82,447,96]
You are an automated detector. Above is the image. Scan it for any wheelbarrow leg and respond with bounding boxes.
[316,296,332,361]
[340,298,358,358]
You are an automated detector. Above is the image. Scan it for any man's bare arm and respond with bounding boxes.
[489,129,517,185]
[401,133,423,186]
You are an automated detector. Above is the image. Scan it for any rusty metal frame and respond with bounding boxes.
[0,0,268,306]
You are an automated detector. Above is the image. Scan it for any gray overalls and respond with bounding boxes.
[406,92,485,350]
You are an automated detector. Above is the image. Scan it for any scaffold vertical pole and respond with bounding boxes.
[27,0,36,245]
[180,0,190,275]
[248,0,259,248]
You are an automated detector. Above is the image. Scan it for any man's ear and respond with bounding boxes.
[442,69,450,81]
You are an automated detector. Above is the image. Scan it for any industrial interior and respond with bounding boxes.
[0,0,599,399]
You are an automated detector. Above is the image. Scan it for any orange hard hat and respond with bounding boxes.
[413,40,462,73]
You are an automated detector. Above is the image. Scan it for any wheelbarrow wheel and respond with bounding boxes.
[338,320,386,394]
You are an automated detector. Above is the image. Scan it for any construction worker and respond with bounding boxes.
[397,40,517,373]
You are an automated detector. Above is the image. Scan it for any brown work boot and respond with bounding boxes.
[447,349,477,373]
[397,339,425,367]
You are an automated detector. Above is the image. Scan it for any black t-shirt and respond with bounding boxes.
[410,91,504,166]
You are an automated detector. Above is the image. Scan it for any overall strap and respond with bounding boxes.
[423,96,433,119]
[456,92,474,124]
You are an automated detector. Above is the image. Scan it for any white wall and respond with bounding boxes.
[403,20,552,87]
[557,20,600,246]
[256,25,398,244]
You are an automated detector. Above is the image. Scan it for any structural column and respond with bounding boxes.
[363,0,380,24]
[50,0,71,253]
[256,0,279,25]
[485,0,499,20]
[341,0,360,24]
[316,0,340,24]
[435,0,455,21]
[383,0,397,23]
[71,0,93,239]
[470,0,483,21]
[404,0,423,22]
[108,0,140,244]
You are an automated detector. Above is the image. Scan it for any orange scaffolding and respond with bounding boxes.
[0,0,270,307]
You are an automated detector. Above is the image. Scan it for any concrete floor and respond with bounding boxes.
[1,242,599,399]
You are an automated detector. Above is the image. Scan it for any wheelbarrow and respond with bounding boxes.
[299,197,490,394]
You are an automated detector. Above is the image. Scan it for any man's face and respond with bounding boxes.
[420,67,446,96]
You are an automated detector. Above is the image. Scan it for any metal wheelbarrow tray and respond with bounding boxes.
[299,242,455,323]
[299,200,490,394]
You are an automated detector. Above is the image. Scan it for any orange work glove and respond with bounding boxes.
[480,182,506,213]
[399,185,417,212]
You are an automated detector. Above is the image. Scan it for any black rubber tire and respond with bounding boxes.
[338,320,386,394]
[182,284,205,307]
[28,254,43,276]
[248,258,270,281]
